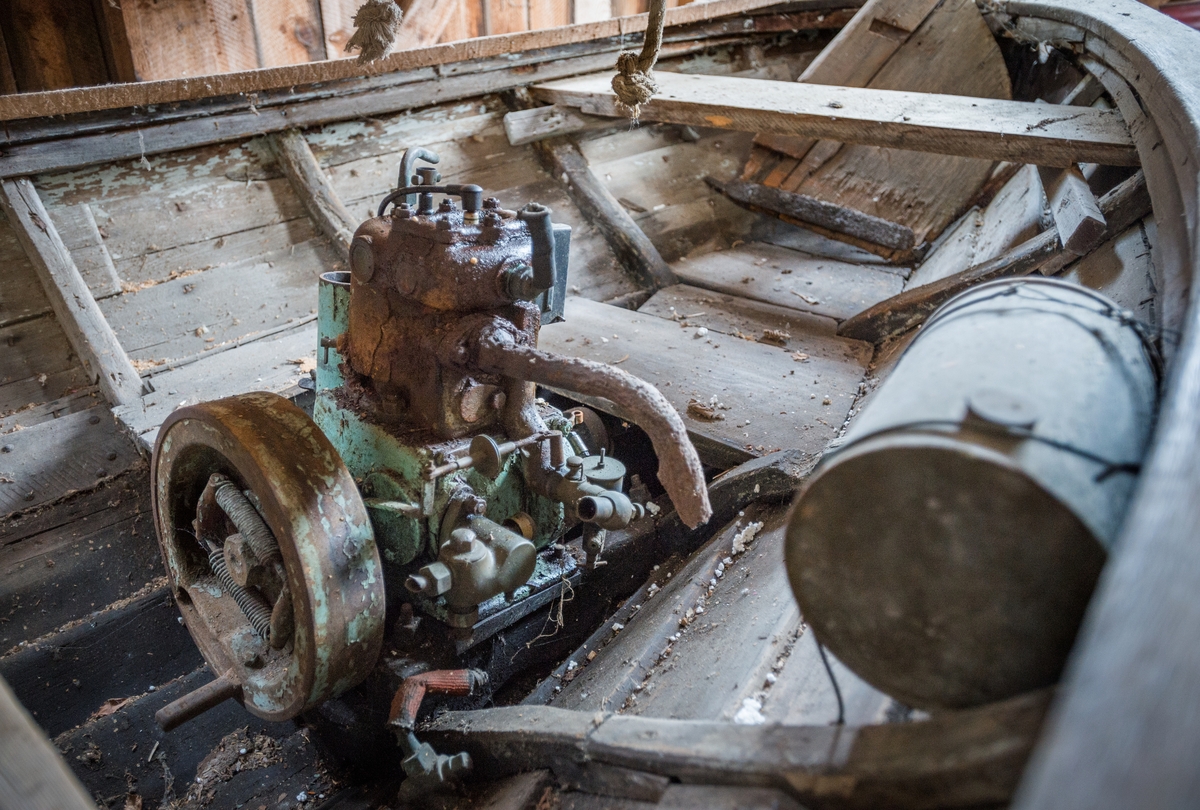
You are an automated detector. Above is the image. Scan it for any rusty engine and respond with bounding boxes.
[149,148,711,783]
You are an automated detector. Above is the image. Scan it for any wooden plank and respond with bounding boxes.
[318,0,359,57]
[441,0,484,42]
[0,179,143,407]
[534,72,1138,169]
[47,205,122,300]
[0,0,113,92]
[0,407,142,516]
[425,690,1053,808]
[504,104,619,146]
[906,163,1044,289]
[0,315,92,417]
[754,0,942,161]
[1060,218,1157,324]
[0,25,17,95]
[673,241,904,322]
[99,238,328,366]
[0,587,201,736]
[0,472,159,652]
[1039,164,1107,255]
[0,209,53,328]
[837,169,1152,343]
[250,0,327,66]
[529,0,571,28]
[477,771,552,810]
[706,176,916,257]
[396,0,464,48]
[119,0,260,81]
[0,38,717,179]
[540,294,871,462]
[0,675,96,810]
[1007,4,1200,803]
[0,0,791,120]
[270,129,356,256]
[534,138,677,290]
[92,0,140,84]
[113,324,316,447]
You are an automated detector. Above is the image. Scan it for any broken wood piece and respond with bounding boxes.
[532,71,1139,168]
[837,169,1150,344]
[270,129,357,257]
[424,689,1053,809]
[0,178,143,407]
[705,176,916,260]
[503,104,620,146]
[1039,164,1108,255]
[533,138,677,290]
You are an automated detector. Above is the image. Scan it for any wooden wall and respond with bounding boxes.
[0,0,690,91]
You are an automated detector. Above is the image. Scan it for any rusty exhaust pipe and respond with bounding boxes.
[476,333,711,529]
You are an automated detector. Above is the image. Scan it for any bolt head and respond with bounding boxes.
[449,528,477,553]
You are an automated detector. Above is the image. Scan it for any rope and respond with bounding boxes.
[345,0,404,64]
[612,0,667,119]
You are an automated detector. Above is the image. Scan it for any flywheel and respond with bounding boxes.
[152,392,384,722]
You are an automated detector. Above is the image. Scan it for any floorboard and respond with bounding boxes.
[673,241,904,322]
[540,295,870,464]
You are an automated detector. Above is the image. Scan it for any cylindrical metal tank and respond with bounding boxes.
[785,277,1159,709]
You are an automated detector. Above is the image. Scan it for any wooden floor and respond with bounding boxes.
[0,29,1164,810]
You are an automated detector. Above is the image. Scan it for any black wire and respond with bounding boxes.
[815,638,845,726]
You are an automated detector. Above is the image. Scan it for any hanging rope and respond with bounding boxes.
[345,0,404,64]
[612,0,667,119]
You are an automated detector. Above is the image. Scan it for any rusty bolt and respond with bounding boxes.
[223,533,262,589]
[483,197,501,210]
[483,212,503,227]
[406,562,452,596]
[465,495,487,515]
[448,528,477,555]
[438,198,456,213]
[436,218,452,231]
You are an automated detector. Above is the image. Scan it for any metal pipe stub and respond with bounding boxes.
[155,670,242,731]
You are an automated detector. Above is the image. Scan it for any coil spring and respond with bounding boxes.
[208,548,273,640]
[212,477,282,567]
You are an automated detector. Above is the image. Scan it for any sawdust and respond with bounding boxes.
[179,727,283,806]
[132,358,165,372]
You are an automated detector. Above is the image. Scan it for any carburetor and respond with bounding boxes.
[150,148,711,738]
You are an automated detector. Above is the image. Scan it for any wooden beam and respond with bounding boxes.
[425,689,1052,809]
[0,179,143,407]
[0,676,97,810]
[0,0,801,121]
[705,175,916,259]
[532,71,1139,168]
[0,34,754,179]
[836,169,1151,343]
[269,129,357,257]
[535,137,677,290]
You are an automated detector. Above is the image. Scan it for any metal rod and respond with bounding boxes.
[155,670,242,731]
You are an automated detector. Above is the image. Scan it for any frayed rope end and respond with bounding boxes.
[345,0,403,64]
[612,51,658,121]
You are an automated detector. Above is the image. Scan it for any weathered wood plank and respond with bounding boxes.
[250,0,327,66]
[753,0,942,161]
[1040,164,1107,255]
[0,471,158,652]
[0,179,143,406]
[540,294,871,464]
[673,241,904,322]
[425,690,1052,809]
[270,129,356,257]
[47,204,122,300]
[0,675,96,810]
[98,237,329,365]
[113,324,316,448]
[533,71,1138,168]
[706,176,916,257]
[0,407,142,516]
[0,314,92,417]
[837,169,1151,343]
[905,163,1044,289]
[1060,218,1157,325]
[119,0,260,81]
[536,138,678,290]
[0,587,201,736]
[0,0,793,121]
[0,208,53,328]
[504,104,619,146]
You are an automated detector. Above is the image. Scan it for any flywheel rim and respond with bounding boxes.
[152,391,384,722]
